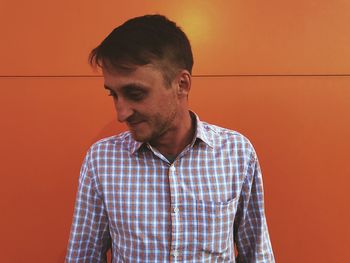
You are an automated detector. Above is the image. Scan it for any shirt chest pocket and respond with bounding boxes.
[196,197,238,253]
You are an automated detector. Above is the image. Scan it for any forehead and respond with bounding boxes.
[102,64,165,89]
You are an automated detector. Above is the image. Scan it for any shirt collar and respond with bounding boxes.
[189,111,214,148]
[129,139,144,155]
[129,110,214,155]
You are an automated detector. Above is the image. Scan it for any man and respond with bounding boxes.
[66,14,274,262]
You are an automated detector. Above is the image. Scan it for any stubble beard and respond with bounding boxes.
[131,108,178,144]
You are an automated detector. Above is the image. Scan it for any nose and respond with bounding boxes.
[114,98,133,123]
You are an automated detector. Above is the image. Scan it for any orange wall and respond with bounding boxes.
[1,1,350,262]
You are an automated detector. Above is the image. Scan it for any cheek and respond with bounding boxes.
[137,92,178,120]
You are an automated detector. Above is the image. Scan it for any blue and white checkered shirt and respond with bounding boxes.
[66,112,275,262]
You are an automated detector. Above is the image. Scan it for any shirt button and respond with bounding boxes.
[170,166,176,172]
[173,207,179,213]
[172,250,179,257]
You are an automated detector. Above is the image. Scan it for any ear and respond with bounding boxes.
[176,70,191,98]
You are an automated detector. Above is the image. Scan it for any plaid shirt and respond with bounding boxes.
[66,113,275,262]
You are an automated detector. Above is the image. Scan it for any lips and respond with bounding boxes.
[127,120,145,129]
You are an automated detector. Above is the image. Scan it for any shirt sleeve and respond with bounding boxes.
[234,149,275,263]
[65,150,111,262]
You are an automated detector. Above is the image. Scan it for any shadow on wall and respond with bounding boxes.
[92,119,127,144]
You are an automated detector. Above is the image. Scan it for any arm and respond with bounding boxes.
[66,150,111,262]
[234,150,275,262]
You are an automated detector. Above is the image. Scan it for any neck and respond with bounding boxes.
[150,110,195,157]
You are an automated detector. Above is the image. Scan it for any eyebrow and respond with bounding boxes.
[104,83,148,91]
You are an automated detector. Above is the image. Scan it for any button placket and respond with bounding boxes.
[169,163,182,261]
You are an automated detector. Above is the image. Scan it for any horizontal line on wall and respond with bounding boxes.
[0,75,103,78]
[1,74,350,78]
[195,74,350,77]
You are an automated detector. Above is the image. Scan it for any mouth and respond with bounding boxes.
[127,120,146,129]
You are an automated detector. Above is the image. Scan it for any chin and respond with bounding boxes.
[130,131,151,143]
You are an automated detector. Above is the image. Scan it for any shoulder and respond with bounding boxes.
[200,121,257,158]
[87,131,134,158]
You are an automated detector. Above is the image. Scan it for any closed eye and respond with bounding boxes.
[124,90,146,101]
[122,84,148,101]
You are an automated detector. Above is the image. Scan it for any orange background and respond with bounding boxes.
[1,1,350,262]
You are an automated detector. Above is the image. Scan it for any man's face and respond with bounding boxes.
[103,64,180,143]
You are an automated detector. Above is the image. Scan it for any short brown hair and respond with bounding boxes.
[89,14,193,85]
